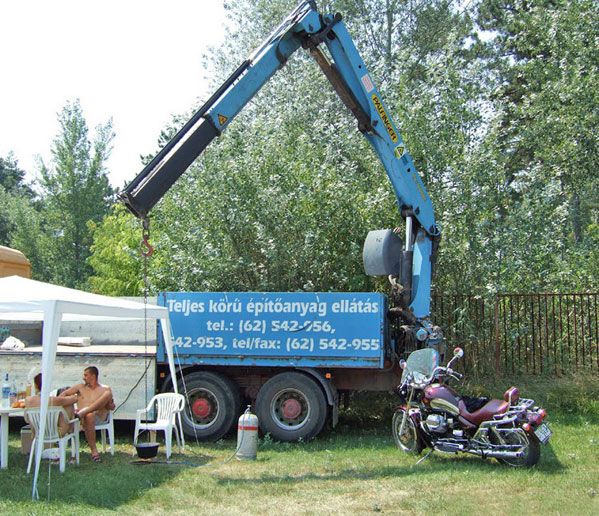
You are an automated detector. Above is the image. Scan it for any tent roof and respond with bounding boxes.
[0,275,178,499]
[0,275,167,321]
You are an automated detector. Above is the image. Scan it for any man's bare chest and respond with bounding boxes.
[78,386,104,403]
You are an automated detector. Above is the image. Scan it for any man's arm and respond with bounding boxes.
[51,394,78,407]
[60,384,83,396]
[77,387,113,416]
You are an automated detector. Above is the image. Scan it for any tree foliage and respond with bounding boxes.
[471,0,599,291]
[0,154,34,246]
[88,204,145,295]
[0,153,55,279]
[0,154,34,200]
[87,0,597,296]
[38,99,114,288]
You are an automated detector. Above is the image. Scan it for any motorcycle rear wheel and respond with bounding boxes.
[494,430,541,467]
[392,409,423,454]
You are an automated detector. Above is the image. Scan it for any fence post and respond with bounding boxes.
[494,295,501,375]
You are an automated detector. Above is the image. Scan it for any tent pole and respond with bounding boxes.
[160,317,178,394]
[32,301,62,500]
[160,317,184,449]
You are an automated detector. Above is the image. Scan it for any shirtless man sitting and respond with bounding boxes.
[25,373,78,437]
[61,366,114,462]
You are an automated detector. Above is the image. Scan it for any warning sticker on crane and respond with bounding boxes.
[218,114,228,126]
[361,73,374,93]
[371,94,398,143]
[394,145,405,159]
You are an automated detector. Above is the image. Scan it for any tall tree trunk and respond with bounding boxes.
[570,192,582,244]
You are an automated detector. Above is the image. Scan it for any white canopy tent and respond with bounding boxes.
[0,275,178,500]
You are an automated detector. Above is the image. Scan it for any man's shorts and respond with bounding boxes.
[95,413,109,425]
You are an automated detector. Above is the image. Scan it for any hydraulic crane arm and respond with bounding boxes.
[121,1,442,346]
[121,1,315,220]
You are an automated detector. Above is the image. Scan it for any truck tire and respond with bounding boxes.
[178,371,241,441]
[256,372,327,442]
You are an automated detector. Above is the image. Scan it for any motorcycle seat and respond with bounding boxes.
[461,398,509,426]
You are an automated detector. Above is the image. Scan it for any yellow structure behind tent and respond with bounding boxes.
[0,245,31,278]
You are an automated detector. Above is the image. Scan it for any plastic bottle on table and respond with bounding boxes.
[9,379,17,406]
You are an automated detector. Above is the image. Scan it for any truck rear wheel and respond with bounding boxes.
[256,372,327,442]
[178,371,241,441]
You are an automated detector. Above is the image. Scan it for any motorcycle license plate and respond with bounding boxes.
[534,423,552,444]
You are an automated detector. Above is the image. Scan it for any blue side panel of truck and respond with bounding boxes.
[158,292,387,369]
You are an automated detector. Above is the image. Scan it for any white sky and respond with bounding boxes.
[0,0,226,189]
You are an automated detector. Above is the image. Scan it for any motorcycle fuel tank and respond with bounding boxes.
[424,383,461,415]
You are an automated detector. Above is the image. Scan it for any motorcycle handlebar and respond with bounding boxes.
[403,366,463,388]
[445,367,463,378]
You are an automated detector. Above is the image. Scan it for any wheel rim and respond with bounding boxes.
[498,431,529,467]
[186,388,219,428]
[393,411,418,452]
[270,388,311,430]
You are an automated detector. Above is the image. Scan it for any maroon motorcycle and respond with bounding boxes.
[392,347,551,467]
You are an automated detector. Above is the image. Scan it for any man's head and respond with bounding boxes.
[83,366,99,386]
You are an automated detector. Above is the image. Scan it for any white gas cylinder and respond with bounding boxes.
[236,406,259,461]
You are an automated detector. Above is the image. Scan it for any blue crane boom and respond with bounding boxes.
[121,1,443,349]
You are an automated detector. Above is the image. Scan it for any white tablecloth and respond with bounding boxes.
[0,406,24,469]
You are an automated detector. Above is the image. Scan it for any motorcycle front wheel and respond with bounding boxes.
[494,430,541,467]
[392,409,423,454]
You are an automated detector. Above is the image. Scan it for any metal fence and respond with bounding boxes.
[431,293,598,376]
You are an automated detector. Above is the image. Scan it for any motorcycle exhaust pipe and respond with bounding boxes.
[465,449,524,459]
[433,443,464,453]
[433,445,523,459]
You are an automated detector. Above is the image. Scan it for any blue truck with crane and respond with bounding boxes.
[121,1,444,442]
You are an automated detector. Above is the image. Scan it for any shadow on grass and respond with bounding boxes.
[420,442,566,474]
[255,424,566,475]
[215,462,427,486]
[217,448,566,489]
[0,443,214,509]
[538,442,564,472]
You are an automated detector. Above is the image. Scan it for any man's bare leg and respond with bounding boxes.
[83,412,100,461]
[62,404,76,435]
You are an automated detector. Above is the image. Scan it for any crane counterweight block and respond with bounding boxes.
[363,229,402,277]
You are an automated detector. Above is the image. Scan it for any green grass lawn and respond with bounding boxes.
[1,377,598,515]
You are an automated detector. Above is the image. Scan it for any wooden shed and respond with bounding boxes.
[0,245,31,278]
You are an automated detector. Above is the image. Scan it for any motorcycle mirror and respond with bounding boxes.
[399,359,407,370]
[454,347,464,358]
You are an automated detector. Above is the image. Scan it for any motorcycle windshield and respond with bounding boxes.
[402,348,440,383]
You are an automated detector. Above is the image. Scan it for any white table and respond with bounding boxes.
[0,406,24,469]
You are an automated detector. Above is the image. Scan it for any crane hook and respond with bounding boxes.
[141,218,154,258]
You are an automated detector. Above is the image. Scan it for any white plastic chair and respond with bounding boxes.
[25,407,80,473]
[133,393,185,459]
[95,410,115,455]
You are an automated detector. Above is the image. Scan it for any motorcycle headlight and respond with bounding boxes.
[394,385,408,402]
